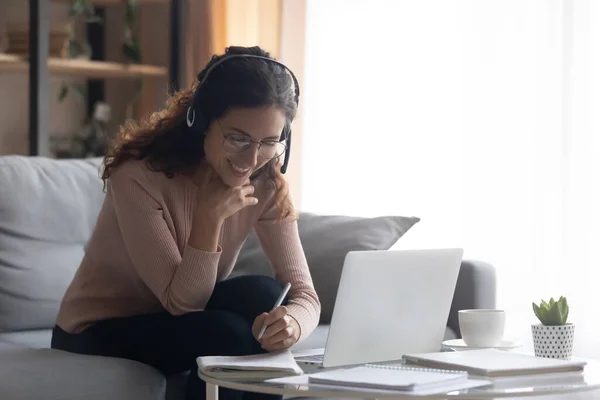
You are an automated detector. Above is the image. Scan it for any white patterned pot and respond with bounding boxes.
[531,323,575,360]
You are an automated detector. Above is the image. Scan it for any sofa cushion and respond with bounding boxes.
[0,348,166,400]
[0,339,26,351]
[0,329,52,349]
[235,212,420,323]
[0,156,105,332]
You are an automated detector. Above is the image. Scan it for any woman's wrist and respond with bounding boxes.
[288,315,302,344]
[188,213,223,252]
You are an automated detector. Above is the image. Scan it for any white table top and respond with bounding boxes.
[198,358,600,399]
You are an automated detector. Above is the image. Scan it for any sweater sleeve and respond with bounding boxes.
[253,188,321,343]
[108,165,221,315]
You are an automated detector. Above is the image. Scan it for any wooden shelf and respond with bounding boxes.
[0,53,167,79]
[52,0,168,5]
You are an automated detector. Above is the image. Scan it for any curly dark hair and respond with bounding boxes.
[101,46,298,220]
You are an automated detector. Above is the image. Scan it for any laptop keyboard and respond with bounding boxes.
[295,354,324,363]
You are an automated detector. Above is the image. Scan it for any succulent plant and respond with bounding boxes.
[532,296,569,325]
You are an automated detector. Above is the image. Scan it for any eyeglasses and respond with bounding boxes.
[216,120,287,159]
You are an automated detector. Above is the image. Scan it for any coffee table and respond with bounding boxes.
[198,358,600,400]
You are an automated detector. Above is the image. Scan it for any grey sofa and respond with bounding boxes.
[0,155,496,400]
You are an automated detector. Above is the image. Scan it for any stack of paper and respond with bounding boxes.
[402,349,586,378]
[196,350,303,380]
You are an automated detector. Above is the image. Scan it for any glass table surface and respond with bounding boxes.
[198,358,600,400]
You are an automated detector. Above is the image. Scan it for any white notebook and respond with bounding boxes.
[403,349,587,378]
[196,350,303,380]
[307,363,468,391]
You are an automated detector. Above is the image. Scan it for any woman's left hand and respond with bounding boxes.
[252,306,300,351]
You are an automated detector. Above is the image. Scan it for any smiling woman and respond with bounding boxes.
[49,46,321,400]
[204,106,287,187]
[100,45,298,221]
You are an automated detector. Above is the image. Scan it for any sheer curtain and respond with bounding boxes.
[301,0,600,358]
[183,0,283,88]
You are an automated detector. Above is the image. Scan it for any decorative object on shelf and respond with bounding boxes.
[531,296,574,360]
[51,101,113,158]
[5,22,72,58]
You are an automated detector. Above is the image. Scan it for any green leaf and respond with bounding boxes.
[125,0,138,25]
[84,0,95,17]
[72,84,87,101]
[558,296,569,324]
[533,296,570,325]
[86,15,104,25]
[541,299,549,309]
[68,0,86,17]
[122,41,141,63]
[68,39,80,59]
[532,302,542,322]
[547,305,563,325]
[58,83,69,102]
[82,41,93,58]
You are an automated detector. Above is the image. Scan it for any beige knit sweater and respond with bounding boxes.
[55,159,320,342]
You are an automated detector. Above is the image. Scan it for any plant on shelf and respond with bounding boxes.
[51,101,112,159]
[59,0,102,102]
[531,296,575,360]
[122,0,144,119]
[60,0,143,108]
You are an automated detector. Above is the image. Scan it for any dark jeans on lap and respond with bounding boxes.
[51,275,286,400]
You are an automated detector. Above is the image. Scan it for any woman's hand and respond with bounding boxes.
[187,164,258,252]
[252,306,300,351]
[192,163,259,223]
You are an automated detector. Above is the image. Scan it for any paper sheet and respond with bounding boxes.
[265,374,492,396]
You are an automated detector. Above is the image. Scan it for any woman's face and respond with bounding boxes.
[203,105,287,187]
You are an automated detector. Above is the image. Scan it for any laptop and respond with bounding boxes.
[295,248,463,368]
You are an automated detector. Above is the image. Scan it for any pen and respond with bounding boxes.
[257,282,291,340]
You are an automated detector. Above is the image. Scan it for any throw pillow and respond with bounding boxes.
[234,212,420,323]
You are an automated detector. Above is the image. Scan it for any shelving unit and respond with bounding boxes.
[7,0,182,156]
[0,53,167,78]
[52,0,168,5]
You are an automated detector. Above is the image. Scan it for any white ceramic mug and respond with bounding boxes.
[458,309,505,347]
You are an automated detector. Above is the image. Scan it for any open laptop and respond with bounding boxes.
[295,248,463,368]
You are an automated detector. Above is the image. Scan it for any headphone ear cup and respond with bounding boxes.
[187,109,209,136]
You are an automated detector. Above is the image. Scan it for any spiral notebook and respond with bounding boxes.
[306,363,469,392]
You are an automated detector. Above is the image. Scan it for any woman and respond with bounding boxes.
[51,46,321,400]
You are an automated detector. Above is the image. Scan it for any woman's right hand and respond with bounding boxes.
[192,163,259,223]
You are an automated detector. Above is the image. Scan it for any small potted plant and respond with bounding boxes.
[532,296,574,360]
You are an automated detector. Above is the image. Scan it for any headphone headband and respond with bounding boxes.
[186,54,300,128]
[185,54,299,174]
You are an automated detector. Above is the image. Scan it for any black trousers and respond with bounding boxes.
[51,275,286,400]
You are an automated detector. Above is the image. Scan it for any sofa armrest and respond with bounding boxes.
[447,259,497,337]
